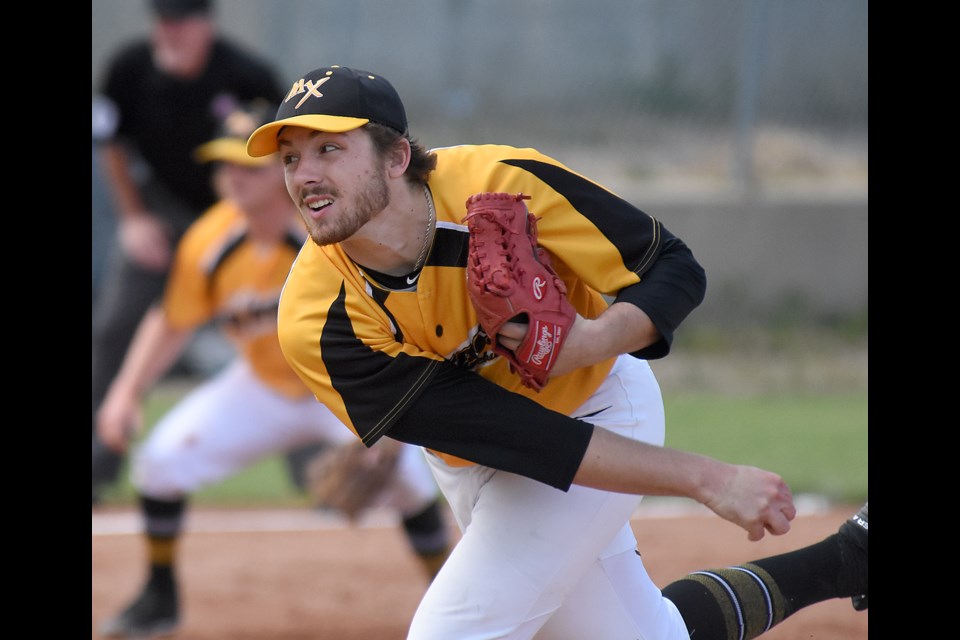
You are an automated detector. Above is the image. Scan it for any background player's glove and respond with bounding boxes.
[463,192,576,391]
[305,439,402,521]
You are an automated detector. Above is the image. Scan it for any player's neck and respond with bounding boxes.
[342,182,433,277]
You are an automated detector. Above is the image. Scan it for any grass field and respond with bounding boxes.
[97,327,868,508]
[664,392,866,503]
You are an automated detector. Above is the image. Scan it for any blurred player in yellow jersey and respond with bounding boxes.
[95,100,451,639]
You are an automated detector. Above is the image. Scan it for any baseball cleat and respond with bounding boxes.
[838,501,868,611]
[100,576,179,638]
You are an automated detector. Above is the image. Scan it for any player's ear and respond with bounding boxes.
[385,137,411,179]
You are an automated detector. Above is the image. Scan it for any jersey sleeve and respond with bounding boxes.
[613,231,706,359]
[389,361,594,491]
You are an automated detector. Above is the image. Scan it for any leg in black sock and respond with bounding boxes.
[662,506,868,640]
[101,495,186,637]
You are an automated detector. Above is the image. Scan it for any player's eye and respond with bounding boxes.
[319,143,338,154]
[281,153,298,166]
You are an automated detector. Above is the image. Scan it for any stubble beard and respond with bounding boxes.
[303,172,390,247]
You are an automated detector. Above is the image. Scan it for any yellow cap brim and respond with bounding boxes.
[246,114,370,157]
[194,138,276,166]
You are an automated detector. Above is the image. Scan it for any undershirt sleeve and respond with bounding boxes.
[614,227,707,360]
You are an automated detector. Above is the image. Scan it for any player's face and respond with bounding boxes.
[278,126,390,247]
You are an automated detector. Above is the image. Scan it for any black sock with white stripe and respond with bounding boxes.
[662,534,847,640]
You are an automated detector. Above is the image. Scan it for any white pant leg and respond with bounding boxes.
[132,359,354,498]
[409,356,688,640]
[534,531,688,640]
[133,360,440,516]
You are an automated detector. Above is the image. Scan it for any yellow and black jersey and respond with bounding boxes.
[279,144,705,485]
[164,200,309,398]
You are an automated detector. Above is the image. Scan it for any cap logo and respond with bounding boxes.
[284,76,332,110]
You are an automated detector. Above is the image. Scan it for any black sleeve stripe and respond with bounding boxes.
[389,361,594,491]
[634,217,662,276]
[500,158,663,277]
[369,358,442,443]
[321,283,441,445]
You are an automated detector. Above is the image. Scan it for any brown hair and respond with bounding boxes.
[364,123,437,185]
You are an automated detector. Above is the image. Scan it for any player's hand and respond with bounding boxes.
[497,307,661,381]
[96,386,143,453]
[493,320,528,353]
[702,464,797,541]
[495,314,589,379]
[119,213,172,272]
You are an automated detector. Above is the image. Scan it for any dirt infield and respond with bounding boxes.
[92,503,867,639]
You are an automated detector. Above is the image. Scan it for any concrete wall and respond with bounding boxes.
[641,194,867,325]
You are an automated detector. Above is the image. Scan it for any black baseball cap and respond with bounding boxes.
[246,66,407,157]
[150,0,212,19]
[194,99,276,166]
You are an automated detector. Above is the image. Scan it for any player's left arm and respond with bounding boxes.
[490,153,706,371]
[564,230,707,370]
[497,227,706,375]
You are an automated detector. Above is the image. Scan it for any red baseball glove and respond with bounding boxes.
[462,192,576,391]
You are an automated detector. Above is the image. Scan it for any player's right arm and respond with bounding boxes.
[383,364,795,541]
[573,426,796,541]
[97,305,194,452]
[95,48,174,272]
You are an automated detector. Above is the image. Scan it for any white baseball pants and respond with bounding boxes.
[411,355,689,640]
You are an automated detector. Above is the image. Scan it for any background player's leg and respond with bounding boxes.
[101,361,323,637]
[372,444,453,581]
[100,494,184,637]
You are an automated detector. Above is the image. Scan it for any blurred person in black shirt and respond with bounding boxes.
[91,0,286,503]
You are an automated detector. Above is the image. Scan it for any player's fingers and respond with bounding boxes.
[96,408,126,452]
[780,500,797,522]
[764,513,792,536]
[137,246,171,272]
[499,321,527,339]
[496,321,527,351]
[755,498,794,537]
[100,423,129,453]
[746,522,765,542]
[772,480,797,523]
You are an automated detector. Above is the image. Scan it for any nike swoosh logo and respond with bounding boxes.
[406,273,421,285]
